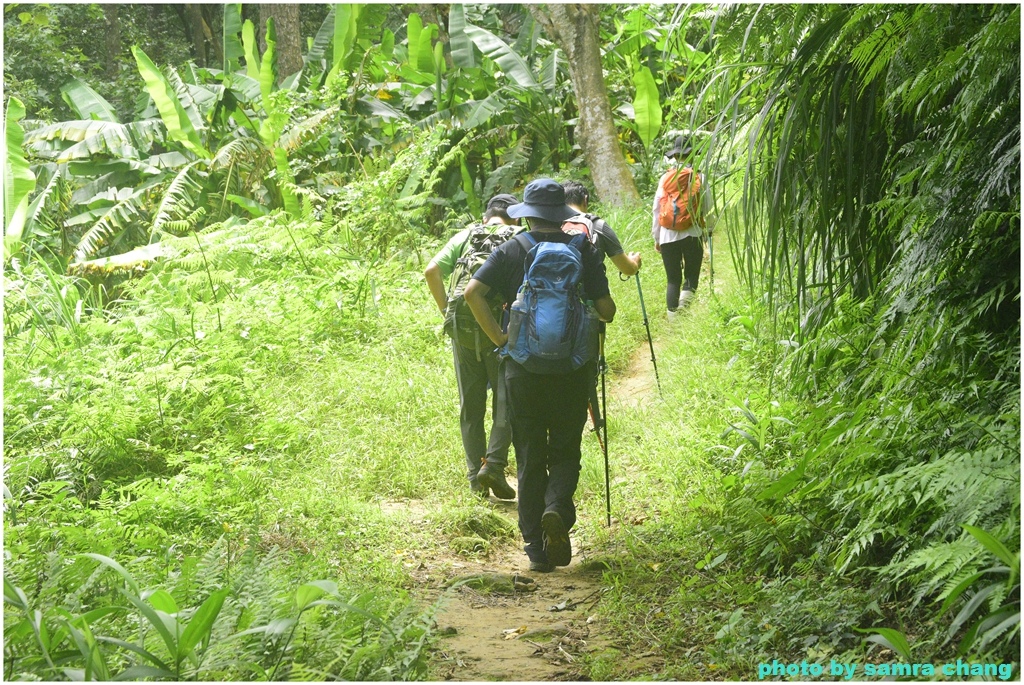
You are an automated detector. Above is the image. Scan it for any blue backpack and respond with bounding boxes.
[504,233,599,374]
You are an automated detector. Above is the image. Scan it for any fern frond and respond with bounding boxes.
[849,11,913,95]
[279,107,337,153]
[72,185,152,261]
[151,161,207,233]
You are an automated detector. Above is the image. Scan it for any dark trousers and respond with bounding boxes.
[661,236,703,310]
[453,341,511,481]
[506,362,592,562]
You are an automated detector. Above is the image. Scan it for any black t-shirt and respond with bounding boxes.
[472,230,611,308]
[577,213,625,260]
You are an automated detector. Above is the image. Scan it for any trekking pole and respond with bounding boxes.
[708,229,714,292]
[587,382,604,439]
[598,329,611,527]
[634,271,663,397]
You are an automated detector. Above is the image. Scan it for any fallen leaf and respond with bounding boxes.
[502,626,527,640]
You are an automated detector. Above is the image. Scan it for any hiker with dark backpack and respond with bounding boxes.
[463,179,616,573]
[653,135,713,318]
[424,194,522,500]
[561,180,643,434]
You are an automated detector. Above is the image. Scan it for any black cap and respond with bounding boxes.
[485,193,519,211]
[506,179,578,223]
[667,135,692,159]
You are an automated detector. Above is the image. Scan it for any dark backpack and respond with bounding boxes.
[443,224,519,353]
[505,232,599,374]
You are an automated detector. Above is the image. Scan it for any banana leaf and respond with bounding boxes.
[306,6,336,64]
[272,147,299,216]
[448,5,476,69]
[145,151,191,170]
[26,164,63,232]
[334,4,361,72]
[57,126,143,163]
[242,20,260,79]
[24,119,116,143]
[260,18,278,108]
[357,96,409,122]
[60,79,120,123]
[74,182,154,260]
[407,13,424,71]
[151,161,205,233]
[223,4,244,73]
[224,72,261,104]
[132,47,211,159]
[464,24,538,89]
[71,171,136,205]
[4,97,36,250]
[632,65,662,151]
[67,159,160,178]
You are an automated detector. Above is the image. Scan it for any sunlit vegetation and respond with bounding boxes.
[4,3,1018,680]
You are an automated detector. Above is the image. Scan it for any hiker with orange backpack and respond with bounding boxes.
[652,135,712,317]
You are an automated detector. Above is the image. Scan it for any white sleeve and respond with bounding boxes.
[652,175,665,241]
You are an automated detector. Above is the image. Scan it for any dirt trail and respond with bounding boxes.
[410,251,716,679]
[422,523,614,681]
[400,341,661,681]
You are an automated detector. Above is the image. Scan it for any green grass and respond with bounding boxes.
[5,198,1017,680]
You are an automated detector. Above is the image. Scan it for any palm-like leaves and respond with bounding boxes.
[683,5,1019,660]
[5,97,36,253]
[59,79,120,123]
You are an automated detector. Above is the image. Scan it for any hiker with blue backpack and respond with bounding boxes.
[464,179,616,573]
[653,135,713,317]
[424,194,522,500]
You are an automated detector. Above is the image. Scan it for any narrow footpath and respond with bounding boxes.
[414,339,663,681]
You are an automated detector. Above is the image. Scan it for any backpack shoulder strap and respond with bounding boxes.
[567,232,588,254]
[513,232,536,252]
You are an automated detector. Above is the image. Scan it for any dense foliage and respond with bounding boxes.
[666,2,1020,666]
[4,3,1019,680]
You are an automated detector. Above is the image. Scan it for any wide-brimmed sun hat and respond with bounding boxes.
[506,179,578,223]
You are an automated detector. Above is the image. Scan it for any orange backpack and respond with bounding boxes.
[657,167,702,231]
[561,213,596,242]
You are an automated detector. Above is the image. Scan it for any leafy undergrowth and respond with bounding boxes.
[3,211,456,680]
[5,198,1017,679]
[3,201,654,680]
[573,230,1019,679]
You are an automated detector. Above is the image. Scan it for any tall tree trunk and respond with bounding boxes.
[103,5,121,78]
[259,4,303,82]
[185,4,207,67]
[529,4,639,207]
[201,5,224,69]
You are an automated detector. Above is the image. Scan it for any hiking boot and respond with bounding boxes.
[469,476,489,499]
[667,308,679,321]
[541,511,572,567]
[477,461,516,500]
[529,560,555,573]
[678,289,695,308]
